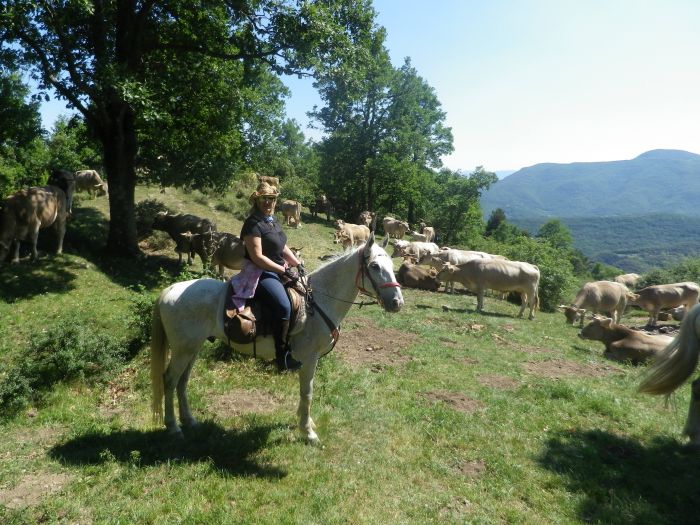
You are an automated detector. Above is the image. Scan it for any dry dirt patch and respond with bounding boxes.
[207,388,292,419]
[523,359,623,379]
[422,391,485,414]
[477,374,519,390]
[0,472,74,510]
[335,318,416,369]
[458,459,487,479]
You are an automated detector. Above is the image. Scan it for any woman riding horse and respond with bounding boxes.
[232,181,303,372]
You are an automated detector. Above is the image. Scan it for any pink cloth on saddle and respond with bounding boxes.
[230,260,264,311]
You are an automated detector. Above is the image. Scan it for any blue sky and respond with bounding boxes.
[38,0,700,172]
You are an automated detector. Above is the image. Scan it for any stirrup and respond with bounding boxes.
[279,350,302,372]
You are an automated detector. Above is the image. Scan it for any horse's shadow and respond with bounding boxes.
[48,421,288,479]
[539,428,700,524]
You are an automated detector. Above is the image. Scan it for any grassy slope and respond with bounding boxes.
[0,187,697,524]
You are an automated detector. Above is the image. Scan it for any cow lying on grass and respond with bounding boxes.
[397,259,440,291]
[579,316,674,364]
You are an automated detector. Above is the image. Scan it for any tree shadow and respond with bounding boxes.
[538,428,700,524]
[0,255,80,302]
[49,421,288,479]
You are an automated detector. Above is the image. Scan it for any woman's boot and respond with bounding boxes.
[275,320,301,372]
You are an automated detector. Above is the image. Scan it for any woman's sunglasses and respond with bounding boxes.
[258,196,277,203]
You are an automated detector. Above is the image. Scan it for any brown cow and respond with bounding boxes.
[152,211,217,265]
[333,220,370,248]
[0,186,67,264]
[579,316,674,364]
[74,169,108,198]
[277,199,302,228]
[628,282,700,326]
[559,281,631,327]
[311,194,332,221]
[397,260,440,291]
[382,217,409,239]
[357,210,375,227]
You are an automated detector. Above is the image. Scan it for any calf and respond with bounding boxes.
[579,316,673,364]
[436,259,540,319]
[151,211,217,265]
[559,281,631,327]
[74,169,108,198]
[628,282,700,326]
[277,199,302,228]
[0,186,67,264]
[397,260,440,291]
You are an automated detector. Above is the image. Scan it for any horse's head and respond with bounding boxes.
[360,233,404,312]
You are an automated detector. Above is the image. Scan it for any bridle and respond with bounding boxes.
[300,245,401,357]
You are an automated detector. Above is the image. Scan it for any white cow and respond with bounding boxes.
[391,240,440,263]
[74,169,108,197]
[277,199,302,228]
[383,217,410,239]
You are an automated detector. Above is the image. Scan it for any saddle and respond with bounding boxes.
[223,279,305,349]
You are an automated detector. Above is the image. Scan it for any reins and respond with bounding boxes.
[298,246,401,357]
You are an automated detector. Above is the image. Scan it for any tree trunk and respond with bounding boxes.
[101,102,140,256]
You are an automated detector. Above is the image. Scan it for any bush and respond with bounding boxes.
[135,198,171,239]
[0,323,127,418]
[125,286,156,353]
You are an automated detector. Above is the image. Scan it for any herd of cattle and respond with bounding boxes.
[2,174,696,367]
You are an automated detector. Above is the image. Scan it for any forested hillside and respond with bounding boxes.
[481,149,700,218]
[514,214,700,273]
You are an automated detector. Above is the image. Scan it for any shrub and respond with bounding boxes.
[0,323,126,418]
[135,198,171,239]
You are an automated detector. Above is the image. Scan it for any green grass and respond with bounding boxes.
[0,187,697,524]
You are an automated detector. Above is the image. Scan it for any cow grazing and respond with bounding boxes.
[333,220,370,248]
[311,194,332,221]
[0,186,68,264]
[357,210,375,227]
[579,316,674,364]
[277,199,302,228]
[74,170,108,198]
[436,259,540,319]
[559,281,631,327]
[628,282,700,326]
[397,260,440,291]
[391,240,440,263]
[48,169,76,214]
[383,217,410,239]
[151,211,217,265]
[614,273,641,288]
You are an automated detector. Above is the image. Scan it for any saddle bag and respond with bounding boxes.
[224,306,257,344]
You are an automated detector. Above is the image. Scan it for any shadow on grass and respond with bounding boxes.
[0,255,81,301]
[49,421,288,479]
[539,428,700,524]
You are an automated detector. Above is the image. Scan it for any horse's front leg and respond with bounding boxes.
[297,358,319,444]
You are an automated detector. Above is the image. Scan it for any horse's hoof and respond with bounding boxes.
[166,426,184,439]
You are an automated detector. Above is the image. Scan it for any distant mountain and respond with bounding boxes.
[494,170,516,180]
[480,149,700,219]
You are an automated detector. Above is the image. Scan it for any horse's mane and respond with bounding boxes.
[310,245,362,276]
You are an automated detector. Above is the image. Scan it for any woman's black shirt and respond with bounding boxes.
[240,212,287,265]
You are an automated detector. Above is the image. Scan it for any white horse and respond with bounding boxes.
[639,302,700,445]
[150,233,403,443]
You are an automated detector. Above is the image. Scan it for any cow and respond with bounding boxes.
[628,282,700,326]
[277,199,302,228]
[409,231,428,242]
[333,221,370,248]
[419,249,495,293]
[559,281,631,327]
[436,259,540,319]
[48,169,76,214]
[357,210,375,228]
[614,273,641,288]
[383,217,409,239]
[0,186,67,264]
[151,211,217,265]
[422,226,436,242]
[311,194,332,221]
[391,240,440,263]
[579,316,674,364]
[74,169,108,198]
[396,260,440,291]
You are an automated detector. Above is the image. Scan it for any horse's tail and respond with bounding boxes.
[639,303,700,396]
[150,298,168,425]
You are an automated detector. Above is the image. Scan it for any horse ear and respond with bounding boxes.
[364,232,375,256]
[380,235,389,248]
